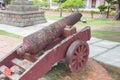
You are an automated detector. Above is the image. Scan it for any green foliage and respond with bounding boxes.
[90,10,96,18]
[59,0,67,3]
[33,0,49,7]
[33,0,40,6]
[46,14,64,20]
[62,0,84,12]
[90,10,96,14]
[105,0,115,18]
[8,0,11,4]
[98,4,107,11]
[112,0,118,3]
[53,0,66,3]
[53,0,59,3]
[106,0,114,3]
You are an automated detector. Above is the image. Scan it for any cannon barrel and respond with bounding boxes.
[17,12,82,56]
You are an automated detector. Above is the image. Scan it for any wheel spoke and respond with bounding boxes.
[82,57,87,63]
[72,59,76,63]
[82,59,85,63]
[82,52,86,57]
[78,45,81,53]
[81,45,84,52]
[83,53,88,58]
[78,62,83,68]
[79,46,84,55]
[74,50,79,55]
[78,46,81,53]
[82,50,88,57]
[83,47,87,53]
[75,63,79,69]
[79,62,82,68]
[72,55,77,59]
[72,60,77,66]
[72,56,77,61]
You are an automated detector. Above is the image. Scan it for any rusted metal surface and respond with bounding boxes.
[17,13,82,56]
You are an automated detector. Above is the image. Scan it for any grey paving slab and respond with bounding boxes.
[0,20,55,37]
[112,61,120,68]
[88,37,102,44]
[92,40,120,49]
[94,46,120,68]
[89,45,108,58]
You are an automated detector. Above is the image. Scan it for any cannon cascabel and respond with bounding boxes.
[17,13,82,56]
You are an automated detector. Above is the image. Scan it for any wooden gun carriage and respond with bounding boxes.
[0,13,91,80]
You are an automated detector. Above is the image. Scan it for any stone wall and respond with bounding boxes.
[0,11,46,27]
[0,0,47,27]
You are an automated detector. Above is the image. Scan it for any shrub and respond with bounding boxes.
[33,0,49,7]
[98,4,107,11]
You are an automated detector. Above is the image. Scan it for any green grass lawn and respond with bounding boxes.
[45,14,64,20]
[78,18,120,27]
[46,13,120,42]
[46,14,120,27]
[92,30,120,42]
[0,30,23,39]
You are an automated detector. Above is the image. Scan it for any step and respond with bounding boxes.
[0,65,20,80]
[12,58,33,70]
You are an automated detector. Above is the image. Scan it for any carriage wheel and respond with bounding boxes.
[66,40,89,73]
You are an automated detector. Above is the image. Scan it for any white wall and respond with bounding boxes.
[85,0,105,9]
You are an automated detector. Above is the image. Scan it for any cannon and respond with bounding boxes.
[17,13,82,56]
[0,12,91,80]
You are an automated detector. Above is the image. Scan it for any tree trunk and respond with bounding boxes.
[59,2,62,17]
[106,3,110,18]
[114,0,120,20]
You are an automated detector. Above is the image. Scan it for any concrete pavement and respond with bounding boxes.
[0,22,120,69]
[0,20,55,37]
[88,37,120,68]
